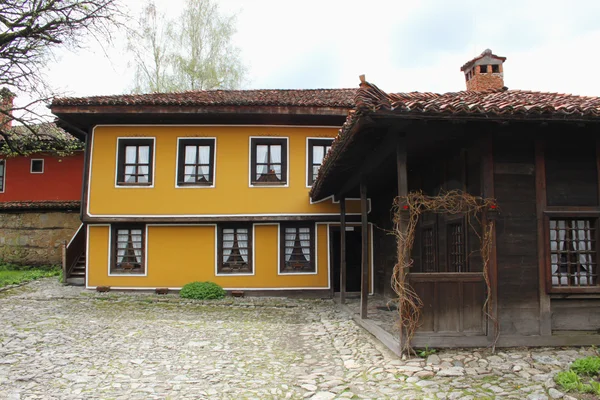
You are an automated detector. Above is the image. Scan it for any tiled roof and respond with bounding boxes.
[355,82,600,118]
[52,89,357,108]
[0,123,83,153]
[6,123,79,142]
[0,201,80,211]
[310,80,600,200]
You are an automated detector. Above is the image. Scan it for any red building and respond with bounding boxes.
[0,151,83,202]
[0,123,84,266]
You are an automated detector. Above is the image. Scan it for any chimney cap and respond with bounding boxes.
[460,49,506,72]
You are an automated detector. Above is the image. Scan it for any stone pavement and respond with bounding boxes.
[0,279,595,399]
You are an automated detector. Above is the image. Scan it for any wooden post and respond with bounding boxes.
[481,134,499,343]
[360,182,369,319]
[535,139,552,335]
[61,240,67,284]
[340,196,347,304]
[396,137,409,349]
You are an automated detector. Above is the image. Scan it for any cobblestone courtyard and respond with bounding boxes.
[0,279,595,399]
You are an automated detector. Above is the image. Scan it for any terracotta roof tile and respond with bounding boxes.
[0,201,80,211]
[311,81,600,200]
[52,89,357,108]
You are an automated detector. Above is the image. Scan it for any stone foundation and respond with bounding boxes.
[0,211,81,265]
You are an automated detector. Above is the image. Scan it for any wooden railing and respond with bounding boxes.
[408,272,487,335]
[62,224,85,281]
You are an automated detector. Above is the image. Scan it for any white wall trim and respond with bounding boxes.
[248,136,289,188]
[30,158,44,174]
[174,137,217,189]
[305,136,335,188]
[85,286,333,291]
[114,137,156,189]
[93,124,342,129]
[85,223,111,289]
[327,222,375,295]
[67,223,84,248]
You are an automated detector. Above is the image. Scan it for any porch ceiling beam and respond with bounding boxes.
[336,130,404,198]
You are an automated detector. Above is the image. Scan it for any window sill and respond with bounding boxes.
[117,182,153,186]
[177,182,213,187]
[251,182,287,187]
[547,288,600,295]
[549,293,600,299]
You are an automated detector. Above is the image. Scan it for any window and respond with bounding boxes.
[549,218,597,289]
[112,225,145,274]
[218,225,252,274]
[116,139,154,186]
[0,160,4,192]
[177,138,215,186]
[250,138,287,185]
[479,65,488,74]
[307,138,333,186]
[30,159,44,173]
[447,220,467,272]
[421,224,438,272]
[281,224,315,273]
[491,64,500,73]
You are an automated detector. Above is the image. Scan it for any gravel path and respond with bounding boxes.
[0,279,594,399]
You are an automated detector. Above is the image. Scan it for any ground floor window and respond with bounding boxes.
[112,225,145,274]
[549,218,597,290]
[218,225,252,274]
[281,223,315,273]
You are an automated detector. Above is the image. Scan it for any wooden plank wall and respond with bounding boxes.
[493,132,541,335]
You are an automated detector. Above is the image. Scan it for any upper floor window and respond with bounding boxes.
[0,160,5,192]
[218,225,252,274]
[112,225,145,275]
[250,138,287,186]
[281,223,315,273]
[30,159,44,174]
[307,138,333,186]
[116,138,154,186]
[177,138,215,186]
[549,218,598,291]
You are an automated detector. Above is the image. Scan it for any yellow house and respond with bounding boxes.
[52,89,374,295]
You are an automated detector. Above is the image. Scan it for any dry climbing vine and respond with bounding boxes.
[391,190,498,355]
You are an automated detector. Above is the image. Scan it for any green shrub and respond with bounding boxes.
[180,281,226,300]
[555,370,581,392]
[571,356,600,377]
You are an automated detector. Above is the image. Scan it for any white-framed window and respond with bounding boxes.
[307,138,333,186]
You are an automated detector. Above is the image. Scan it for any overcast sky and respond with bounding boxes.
[39,0,600,104]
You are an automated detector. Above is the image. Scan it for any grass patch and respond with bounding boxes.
[555,355,600,397]
[0,264,60,288]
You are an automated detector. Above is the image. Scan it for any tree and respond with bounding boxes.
[129,0,246,94]
[0,0,123,153]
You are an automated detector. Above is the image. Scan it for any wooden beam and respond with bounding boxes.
[396,137,409,350]
[338,131,401,197]
[340,196,347,304]
[481,133,499,343]
[360,182,369,319]
[535,139,552,335]
[397,136,408,197]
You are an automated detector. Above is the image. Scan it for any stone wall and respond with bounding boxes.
[0,211,81,265]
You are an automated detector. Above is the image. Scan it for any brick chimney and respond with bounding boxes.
[460,49,506,91]
[0,87,15,130]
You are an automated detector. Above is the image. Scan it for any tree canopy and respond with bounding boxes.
[0,0,122,153]
[129,0,246,93]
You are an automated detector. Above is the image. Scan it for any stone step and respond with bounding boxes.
[66,277,85,286]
